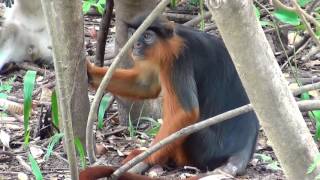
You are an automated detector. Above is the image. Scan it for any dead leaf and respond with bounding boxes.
[30,146,44,159]
[95,143,107,155]
[305,60,320,68]
[17,172,28,180]
[0,130,10,148]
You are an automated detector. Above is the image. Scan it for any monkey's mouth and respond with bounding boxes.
[131,51,144,60]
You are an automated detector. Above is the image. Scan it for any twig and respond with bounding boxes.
[163,12,195,23]
[298,100,320,111]
[103,126,126,137]
[292,82,320,96]
[183,12,212,27]
[86,0,172,164]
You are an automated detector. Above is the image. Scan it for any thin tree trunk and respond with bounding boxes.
[41,1,89,178]
[94,0,114,67]
[206,0,320,179]
[114,0,162,125]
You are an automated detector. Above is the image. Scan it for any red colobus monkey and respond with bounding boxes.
[82,15,259,179]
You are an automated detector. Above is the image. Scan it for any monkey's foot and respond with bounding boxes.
[121,148,145,164]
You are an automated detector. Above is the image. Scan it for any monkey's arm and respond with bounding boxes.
[87,61,161,99]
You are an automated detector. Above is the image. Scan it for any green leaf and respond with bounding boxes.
[301,92,320,139]
[294,24,306,31]
[51,90,59,128]
[190,0,200,6]
[44,133,64,160]
[97,0,106,6]
[82,1,92,13]
[140,117,161,137]
[74,137,86,168]
[254,6,261,19]
[273,9,301,26]
[171,0,177,8]
[301,92,311,100]
[23,70,37,146]
[29,153,43,180]
[0,93,8,99]
[266,161,281,171]
[128,113,135,137]
[307,153,320,174]
[95,4,104,15]
[316,27,320,38]
[255,153,272,163]
[98,94,112,129]
[298,0,313,7]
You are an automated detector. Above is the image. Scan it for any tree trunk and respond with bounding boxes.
[41,0,89,154]
[206,0,320,179]
[114,0,162,125]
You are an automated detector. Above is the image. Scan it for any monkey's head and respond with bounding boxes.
[127,15,176,61]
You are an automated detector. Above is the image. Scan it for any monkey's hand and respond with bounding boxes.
[1,0,14,8]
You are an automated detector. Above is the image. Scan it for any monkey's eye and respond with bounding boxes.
[128,28,135,37]
[143,31,155,44]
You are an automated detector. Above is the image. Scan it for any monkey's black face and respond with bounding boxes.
[128,28,157,59]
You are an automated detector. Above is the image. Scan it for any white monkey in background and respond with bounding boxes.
[0,0,52,71]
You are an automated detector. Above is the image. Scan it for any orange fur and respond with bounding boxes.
[123,35,200,166]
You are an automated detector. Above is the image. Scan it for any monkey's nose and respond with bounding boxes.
[134,42,143,49]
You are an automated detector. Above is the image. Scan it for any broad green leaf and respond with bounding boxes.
[96,4,104,15]
[98,94,112,129]
[74,137,86,168]
[97,0,106,6]
[51,90,59,128]
[298,0,313,7]
[44,133,64,160]
[82,1,92,13]
[273,9,300,26]
[307,153,320,174]
[23,70,37,146]
[29,153,43,180]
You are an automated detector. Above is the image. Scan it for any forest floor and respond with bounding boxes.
[1,1,320,179]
